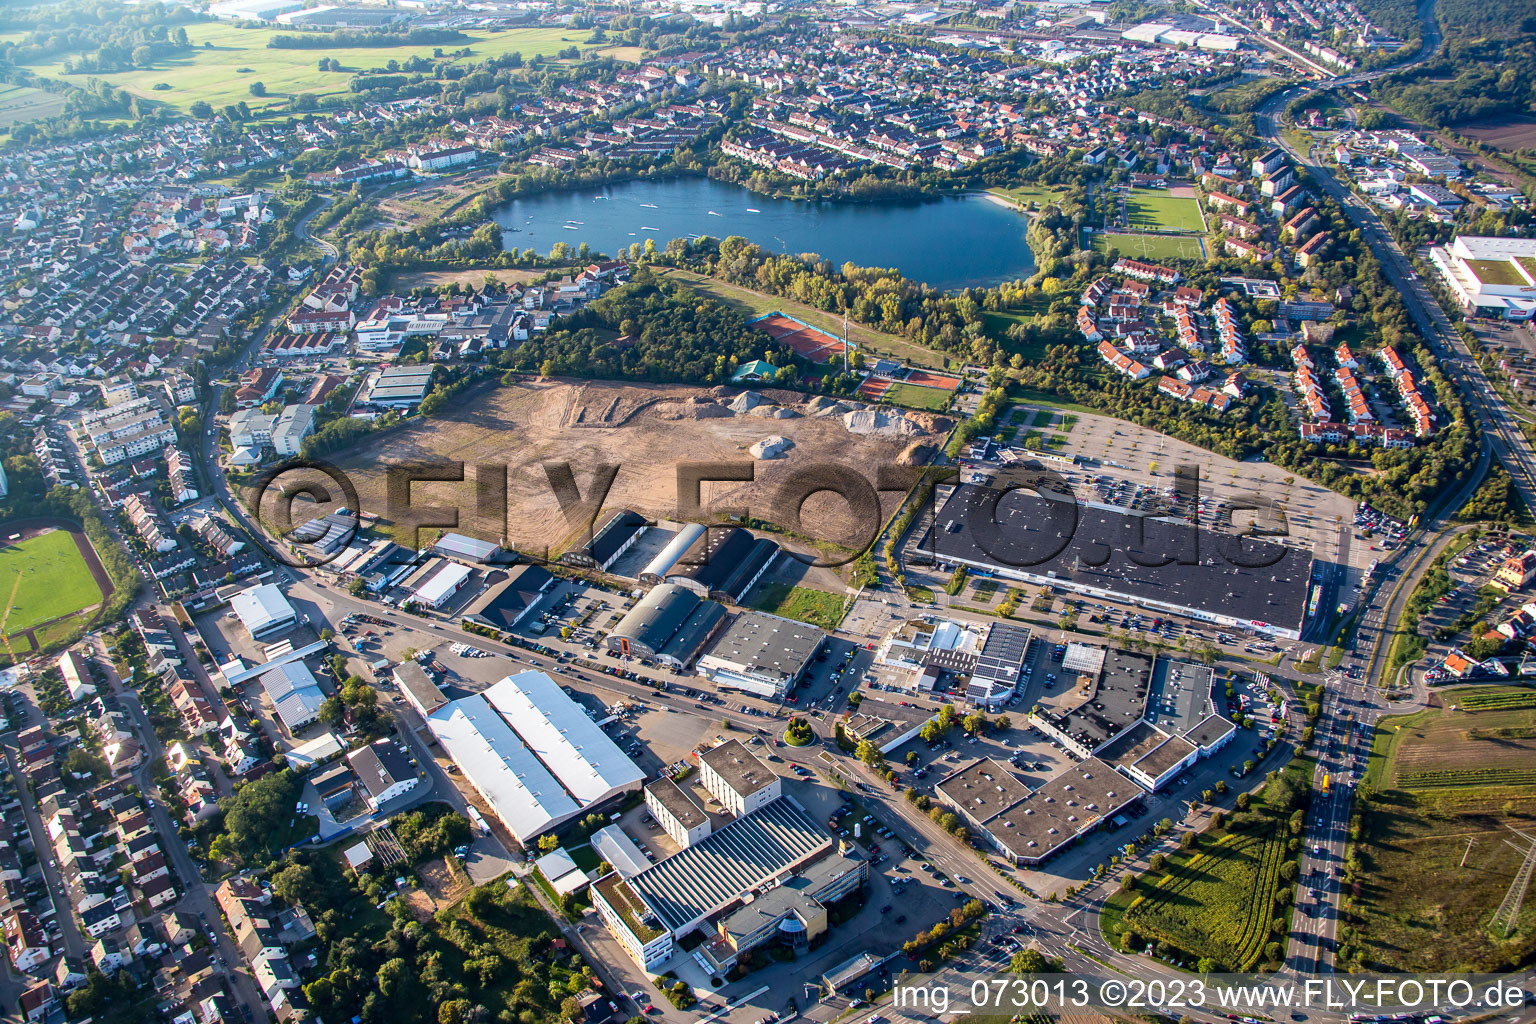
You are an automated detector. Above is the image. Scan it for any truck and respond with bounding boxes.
[466,806,489,836]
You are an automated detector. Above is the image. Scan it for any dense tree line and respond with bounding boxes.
[267,27,469,49]
[0,0,201,70]
[507,269,791,382]
[1372,0,1536,126]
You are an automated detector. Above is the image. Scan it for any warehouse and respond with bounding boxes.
[696,611,824,699]
[409,561,473,609]
[426,670,643,844]
[638,523,706,584]
[592,797,835,970]
[230,584,297,640]
[463,564,555,632]
[699,739,780,817]
[365,365,437,407]
[605,584,728,669]
[664,527,779,603]
[433,533,504,564]
[936,756,1141,867]
[258,661,325,734]
[565,509,649,571]
[928,484,1313,640]
[394,660,447,718]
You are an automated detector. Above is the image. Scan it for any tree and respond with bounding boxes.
[271,862,322,908]
[994,714,1011,731]
[1010,948,1049,973]
[962,710,987,735]
[249,81,267,97]
[855,739,884,769]
[538,834,560,853]
[190,100,213,119]
[64,748,108,781]
[1196,957,1218,974]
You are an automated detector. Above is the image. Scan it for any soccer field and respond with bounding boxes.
[23,23,596,113]
[0,529,103,636]
[1092,232,1206,260]
[1125,192,1206,233]
[883,382,953,411]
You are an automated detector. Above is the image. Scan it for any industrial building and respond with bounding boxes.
[592,797,859,971]
[699,739,780,817]
[346,739,420,810]
[394,660,447,718]
[408,561,473,609]
[605,584,728,669]
[229,584,297,640]
[257,661,325,734]
[936,756,1142,866]
[873,615,1031,706]
[427,671,643,844]
[664,527,779,603]
[695,612,825,699]
[1428,236,1536,320]
[365,365,437,407]
[927,484,1313,640]
[644,776,711,848]
[462,564,555,632]
[564,509,649,571]
[433,533,505,564]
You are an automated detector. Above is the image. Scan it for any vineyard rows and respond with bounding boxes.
[1395,767,1536,789]
[1123,824,1288,970]
[1455,690,1536,711]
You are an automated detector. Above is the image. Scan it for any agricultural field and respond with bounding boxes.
[1348,701,1536,971]
[1369,703,1536,789]
[1091,232,1206,260]
[1124,192,1206,233]
[0,84,65,127]
[0,528,104,639]
[18,22,597,114]
[305,378,944,558]
[749,582,847,630]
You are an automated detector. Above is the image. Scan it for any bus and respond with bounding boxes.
[1322,773,1331,795]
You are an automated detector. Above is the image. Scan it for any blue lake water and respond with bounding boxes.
[492,176,1037,291]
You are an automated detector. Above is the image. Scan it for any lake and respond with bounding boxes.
[492,177,1037,291]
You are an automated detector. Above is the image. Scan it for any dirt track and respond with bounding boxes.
[333,379,947,556]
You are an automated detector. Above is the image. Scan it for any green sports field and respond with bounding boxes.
[22,22,599,114]
[0,529,102,636]
[1091,232,1206,260]
[882,382,952,411]
[1125,192,1206,233]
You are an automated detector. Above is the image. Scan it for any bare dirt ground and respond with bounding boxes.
[332,378,948,558]
[375,167,505,228]
[1457,116,1536,155]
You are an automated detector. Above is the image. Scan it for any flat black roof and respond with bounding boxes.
[930,484,1312,633]
[1039,647,1153,751]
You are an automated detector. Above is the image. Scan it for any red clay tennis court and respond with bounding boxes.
[750,313,848,363]
[902,368,961,391]
[857,377,892,400]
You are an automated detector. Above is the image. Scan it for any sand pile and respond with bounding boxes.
[749,436,794,459]
[844,409,926,437]
[655,397,733,420]
[750,405,801,419]
[729,391,770,413]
